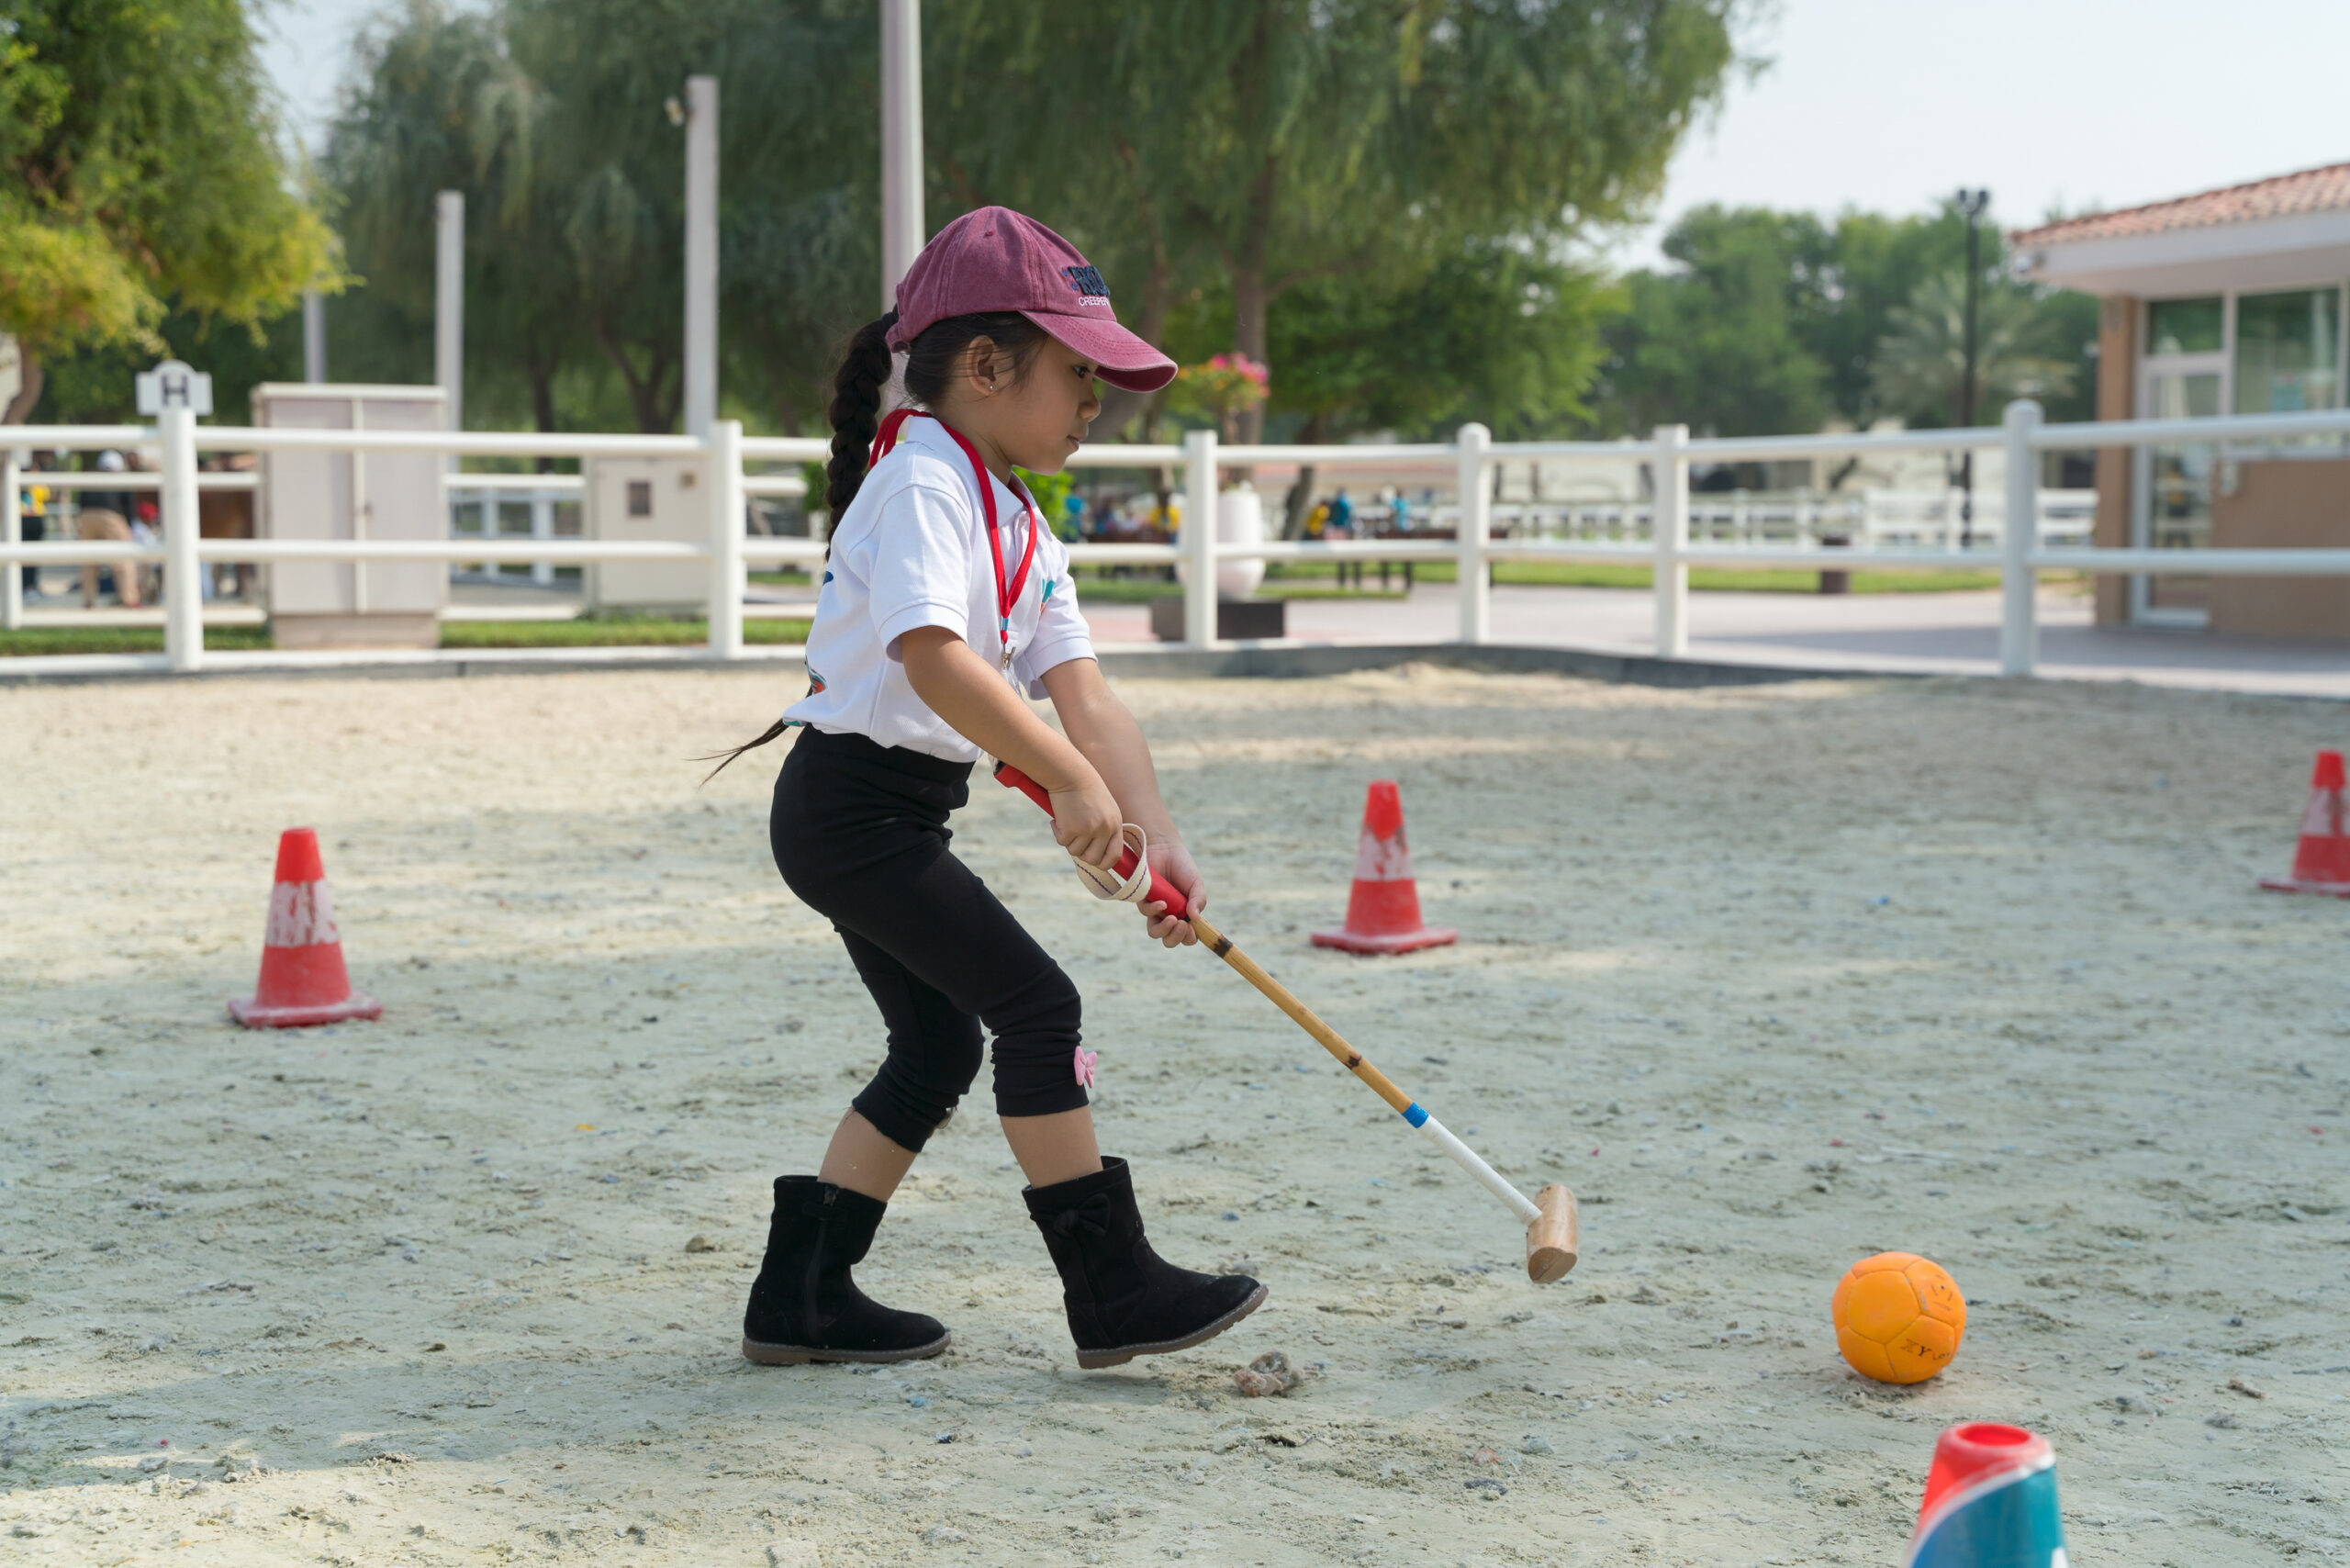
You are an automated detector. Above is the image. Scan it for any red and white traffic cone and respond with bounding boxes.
[2259,749,2350,898]
[228,828,383,1028]
[1311,781,1457,955]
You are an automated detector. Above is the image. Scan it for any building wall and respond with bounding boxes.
[2209,457,2350,638]
[2091,295,2136,624]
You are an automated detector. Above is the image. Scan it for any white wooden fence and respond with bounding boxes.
[6,401,2350,678]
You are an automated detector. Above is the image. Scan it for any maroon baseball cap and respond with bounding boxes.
[886,207,1177,393]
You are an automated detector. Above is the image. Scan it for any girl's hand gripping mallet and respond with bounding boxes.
[993,760,1577,1283]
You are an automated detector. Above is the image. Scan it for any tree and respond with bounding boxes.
[0,0,340,420]
[324,1,579,431]
[934,0,1740,440]
[1586,199,2102,444]
[1870,269,2076,428]
[1587,207,1830,439]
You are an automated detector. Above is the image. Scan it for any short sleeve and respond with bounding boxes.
[868,476,977,659]
[1015,536,1095,697]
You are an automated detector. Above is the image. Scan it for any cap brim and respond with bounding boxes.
[1023,310,1178,393]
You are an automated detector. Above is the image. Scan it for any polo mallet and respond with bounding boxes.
[994,762,1578,1283]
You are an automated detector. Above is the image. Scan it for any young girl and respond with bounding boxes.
[719,207,1264,1370]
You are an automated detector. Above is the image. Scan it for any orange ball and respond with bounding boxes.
[1830,1251,1966,1383]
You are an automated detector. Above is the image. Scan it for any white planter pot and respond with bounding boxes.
[1176,484,1267,599]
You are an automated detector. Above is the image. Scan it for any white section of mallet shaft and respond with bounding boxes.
[1415,1113,1541,1224]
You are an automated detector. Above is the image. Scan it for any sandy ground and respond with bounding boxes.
[3,666,2347,1567]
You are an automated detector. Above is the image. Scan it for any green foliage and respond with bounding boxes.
[1013,466,1073,533]
[1871,270,2076,427]
[1,0,339,414]
[1587,200,2101,440]
[321,0,1739,441]
[936,0,1740,439]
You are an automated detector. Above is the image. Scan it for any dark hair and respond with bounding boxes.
[823,309,1050,518]
[703,310,1050,783]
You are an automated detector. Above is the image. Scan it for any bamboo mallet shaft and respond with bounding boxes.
[990,762,1575,1282]
[1190,912,1577,1283]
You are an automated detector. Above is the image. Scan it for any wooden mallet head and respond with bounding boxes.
[1527,1183,1579,1283]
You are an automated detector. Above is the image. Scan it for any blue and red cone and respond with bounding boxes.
[1905,1422,2069,1568]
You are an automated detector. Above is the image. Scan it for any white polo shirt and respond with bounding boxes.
[785,415,1093,762]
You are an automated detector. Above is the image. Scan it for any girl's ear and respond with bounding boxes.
[962,336,1001,396]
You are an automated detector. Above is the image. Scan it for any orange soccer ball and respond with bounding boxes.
[1830,1252,1966,1383]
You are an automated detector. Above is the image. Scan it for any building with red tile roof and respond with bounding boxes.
[2009,163,2350,636]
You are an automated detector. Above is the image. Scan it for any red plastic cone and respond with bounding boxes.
[228,828,383,1028]
[1311,781,1457,955]
[1904,1422,2069,1567]
[2259,749,2350,898]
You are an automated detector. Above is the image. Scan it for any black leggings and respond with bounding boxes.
[771,726,1086,1153]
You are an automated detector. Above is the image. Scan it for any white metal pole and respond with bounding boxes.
[1454,422,1492,644]
[160,405,203,673]
[2,451,21,629]
[1999,398,2043,678]
[434,191,464,454]
[1652,423,1689,657]
[302,289,327,384]
[879,0,925,309]
[683,74,720,439]
[531,493,554,587]
[1182,427,1218,649]
[707,419,744,658]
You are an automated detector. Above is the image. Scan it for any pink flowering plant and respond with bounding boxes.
[1166,353,1270,442]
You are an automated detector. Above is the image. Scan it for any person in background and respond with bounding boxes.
[16,452,49,599]
[1062,489,1088,542]
[199,453,257,600]
[1327,487,1353,540]
[125,451,162,605]
[1391,488,1412,532]
[1304,500,1329,540]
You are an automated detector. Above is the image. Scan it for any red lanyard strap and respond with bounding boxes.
[867,411,1038,651]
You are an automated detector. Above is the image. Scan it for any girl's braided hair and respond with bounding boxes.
[700,308,1051,782]
[823,308,1050,518]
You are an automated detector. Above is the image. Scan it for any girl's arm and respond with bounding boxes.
[1039,656,1203,948]
[899,627,1124,868]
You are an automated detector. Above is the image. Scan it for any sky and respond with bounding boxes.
[261,0,2350,270]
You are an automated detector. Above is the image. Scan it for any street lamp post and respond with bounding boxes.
[1954,187,1990,550]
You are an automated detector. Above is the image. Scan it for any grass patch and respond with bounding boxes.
[0,625,273,657]
[748,570,815,587]
[2,616,812,657]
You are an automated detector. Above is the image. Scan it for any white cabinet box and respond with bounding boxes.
[252,384,448,649]
[584,454,710,613]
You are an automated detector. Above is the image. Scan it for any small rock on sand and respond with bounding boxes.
[1234,1350,1298,1397]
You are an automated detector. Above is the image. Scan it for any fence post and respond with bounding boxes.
[1651,423,1688,657]
[1182,427,1217,648]
[707,418,744,658]
[3,449,20,630]
[1998,398,2042,677]
[1455,422,1491,644]
[159,406,203,672]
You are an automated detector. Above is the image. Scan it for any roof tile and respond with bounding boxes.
[2011,162,2350,248]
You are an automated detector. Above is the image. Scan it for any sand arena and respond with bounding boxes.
[2,666,2345,1564]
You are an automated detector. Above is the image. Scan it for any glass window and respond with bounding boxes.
[2147,296,2223,356]
[2233,287,2341,413]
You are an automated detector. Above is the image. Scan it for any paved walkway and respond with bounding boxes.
[1079,584,2350,700]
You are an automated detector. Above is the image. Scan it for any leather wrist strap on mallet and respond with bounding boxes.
[993,760,1576,1284]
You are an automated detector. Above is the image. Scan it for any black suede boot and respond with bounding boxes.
[1023,1157,1267,1369]
[741,1177,950,1365]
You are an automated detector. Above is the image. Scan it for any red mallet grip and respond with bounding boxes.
[993,761,1192,918]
